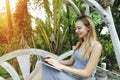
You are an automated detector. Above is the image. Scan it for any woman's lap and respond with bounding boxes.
[42,64,77,80]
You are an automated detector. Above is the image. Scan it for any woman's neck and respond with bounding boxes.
[79,42,86,51]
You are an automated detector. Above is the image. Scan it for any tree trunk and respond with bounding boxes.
[6,0,13,43]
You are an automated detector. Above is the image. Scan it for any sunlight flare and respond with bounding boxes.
[0,0,18,12]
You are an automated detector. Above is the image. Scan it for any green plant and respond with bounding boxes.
[0,66,10,78]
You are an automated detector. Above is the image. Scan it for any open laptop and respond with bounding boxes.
[40,56,62,71]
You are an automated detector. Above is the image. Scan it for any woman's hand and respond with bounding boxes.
[45,58,64,69]
[44,55,53,59]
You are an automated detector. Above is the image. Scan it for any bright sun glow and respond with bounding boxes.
[0,0,18,12]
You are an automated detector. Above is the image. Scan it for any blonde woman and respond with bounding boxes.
[29,15,102,80]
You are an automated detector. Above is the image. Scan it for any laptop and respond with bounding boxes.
[40,56,62,71]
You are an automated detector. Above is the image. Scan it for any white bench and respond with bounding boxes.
[0,48,120,80]
[0,48,73,80]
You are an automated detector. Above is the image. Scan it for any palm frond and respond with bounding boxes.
[43,0,52,17]
[35,18,51,51]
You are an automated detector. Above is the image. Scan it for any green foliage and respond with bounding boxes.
[112,5,120,39]
[0,66,10,78]
[99,34,117,70]
[61,6,78,51]
[90,13,117,70]
[33,0,76,54]
[0,44,8,56]
[91,13,105,37]
[35,18,52,51]
[33,0,82,54]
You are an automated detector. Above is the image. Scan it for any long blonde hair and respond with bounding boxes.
[74,15,97,59]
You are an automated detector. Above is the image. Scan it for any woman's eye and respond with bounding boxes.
[76,26,81,30]
[78,27,81,29]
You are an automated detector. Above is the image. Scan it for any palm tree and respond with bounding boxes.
[32,0,70,54]
[6,0,13,43]
[13,0,32,47]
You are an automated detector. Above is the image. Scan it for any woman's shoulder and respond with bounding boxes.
[93,41,101,45]
[92,41,102,50]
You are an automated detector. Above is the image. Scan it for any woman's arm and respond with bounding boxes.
[44,54,74,66]
[45,43,102,78]
[59,54,74,66]
[58,43,102,78]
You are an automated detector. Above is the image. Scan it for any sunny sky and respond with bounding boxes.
[0,0,18,12]
[0,0,45,29]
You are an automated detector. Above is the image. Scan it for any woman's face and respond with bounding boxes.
[75,20,90,39]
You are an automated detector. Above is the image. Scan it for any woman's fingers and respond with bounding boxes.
[44,58,63,69]
[44,55,53,59]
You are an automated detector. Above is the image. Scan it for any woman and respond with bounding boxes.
[28,15,102,80]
